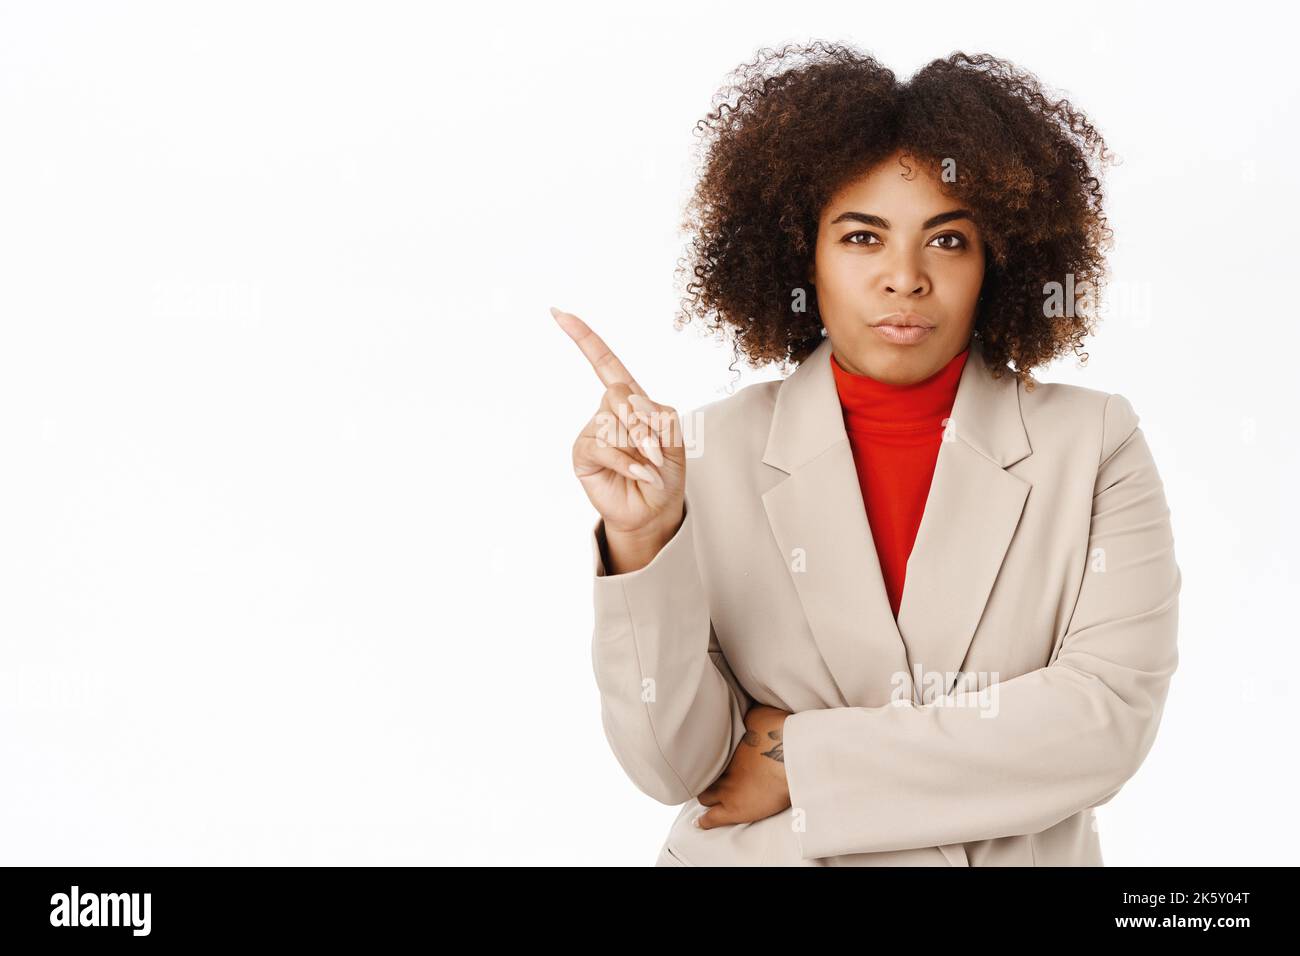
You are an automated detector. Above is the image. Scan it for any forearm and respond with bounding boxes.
[783,635,1177,856]
[591,498,752,804]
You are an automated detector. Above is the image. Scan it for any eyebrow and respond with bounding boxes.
[829,208,975,230]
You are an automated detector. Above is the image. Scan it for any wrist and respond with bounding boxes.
[605,504,684,550]
[600,505,684,574]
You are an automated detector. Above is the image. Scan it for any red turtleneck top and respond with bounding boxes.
[829,345,969,619]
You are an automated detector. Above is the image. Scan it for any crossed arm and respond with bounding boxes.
[590,394,1179,859]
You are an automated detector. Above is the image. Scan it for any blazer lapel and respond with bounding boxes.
[761,335,1031,710]
[895,342,1032,702]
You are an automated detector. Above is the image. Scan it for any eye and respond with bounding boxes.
[842,231,882,246]
[928,232,967,250]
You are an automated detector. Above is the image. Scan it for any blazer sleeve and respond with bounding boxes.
[590,494,753,805]
[781,393,1181,858]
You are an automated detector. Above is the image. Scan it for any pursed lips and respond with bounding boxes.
[872,312,936,328]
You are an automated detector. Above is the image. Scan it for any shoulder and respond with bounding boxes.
[1017,377,1141,466]
[689,378,782,428]
[681,378,782,471]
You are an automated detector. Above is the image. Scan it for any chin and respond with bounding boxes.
[859,336,950,379]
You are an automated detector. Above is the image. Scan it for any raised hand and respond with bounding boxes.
[553,306,686,571]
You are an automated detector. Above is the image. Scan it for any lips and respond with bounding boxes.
[872,312,935,329]
[870,322,934,345]
[867,312,936,345]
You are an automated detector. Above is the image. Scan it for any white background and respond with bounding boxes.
[1,0,1295,865]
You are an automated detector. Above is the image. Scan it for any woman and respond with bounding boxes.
[555,45,1180,866]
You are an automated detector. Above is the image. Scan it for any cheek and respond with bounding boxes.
[822,255,885,295]
[812,259,860,305]
[944,261,985,304]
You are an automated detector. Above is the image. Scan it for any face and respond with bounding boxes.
[809,150,986,384]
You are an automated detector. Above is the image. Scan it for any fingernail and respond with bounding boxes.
[629,462,664,489]
[692,816,701,828]
[639,434,664,467]
[628,463,655,485]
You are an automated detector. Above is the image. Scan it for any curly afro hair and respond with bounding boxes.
[674,42,1116,389]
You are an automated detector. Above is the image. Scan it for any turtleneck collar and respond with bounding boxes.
[830,345,970,433]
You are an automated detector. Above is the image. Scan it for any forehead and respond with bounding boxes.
[825,153,955,219]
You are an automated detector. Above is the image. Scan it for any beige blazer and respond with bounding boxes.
[588,334,1180,866]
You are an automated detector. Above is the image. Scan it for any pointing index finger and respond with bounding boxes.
[550,307,644,395]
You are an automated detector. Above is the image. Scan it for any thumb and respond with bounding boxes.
[694,805,729,830]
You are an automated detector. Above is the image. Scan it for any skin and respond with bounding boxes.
[554,308,687,575]
[695,704,791,829]
[558,150,991,829]
[697,150,989,829]
[810,148,987,385]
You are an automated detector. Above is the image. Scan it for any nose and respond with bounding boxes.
[880,248,930,299]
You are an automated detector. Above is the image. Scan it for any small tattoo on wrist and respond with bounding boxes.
[762,728,784,763]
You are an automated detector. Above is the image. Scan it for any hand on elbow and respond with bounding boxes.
[695,705,792,829]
